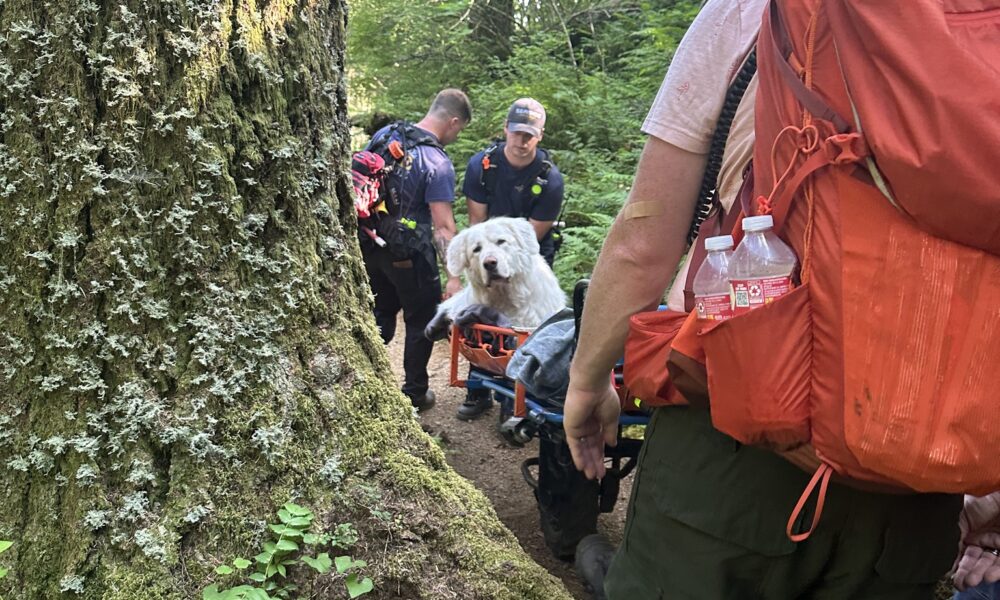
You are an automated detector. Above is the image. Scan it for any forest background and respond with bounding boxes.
[346,0,702,290]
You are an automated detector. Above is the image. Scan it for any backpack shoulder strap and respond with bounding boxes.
[478,140,504,204]
[535,147,566,222]
[399,122,444,152]
[368,121,443,158]
[535,148,553,182]
[526,148,556,218]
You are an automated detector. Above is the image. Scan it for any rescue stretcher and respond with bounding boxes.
[447,281,650,558]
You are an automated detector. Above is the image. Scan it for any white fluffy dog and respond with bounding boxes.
[429,217,566,333]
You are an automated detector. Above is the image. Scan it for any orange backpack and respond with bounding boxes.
[629,0,1000,539]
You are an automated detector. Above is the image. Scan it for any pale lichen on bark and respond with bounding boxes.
[0,0,571,598]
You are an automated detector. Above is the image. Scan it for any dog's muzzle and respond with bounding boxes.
[482,257,509,286]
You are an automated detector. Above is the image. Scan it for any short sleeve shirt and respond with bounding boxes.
[642,0,763,311]
[462,146,564,253]
[367,124,456,225]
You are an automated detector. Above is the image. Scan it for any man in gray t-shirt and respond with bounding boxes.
[564,2,966,598]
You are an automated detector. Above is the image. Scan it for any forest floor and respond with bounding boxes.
[386,317,631,599]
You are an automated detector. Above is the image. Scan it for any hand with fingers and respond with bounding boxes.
[563,380,620,480]
[954,492,1000,592]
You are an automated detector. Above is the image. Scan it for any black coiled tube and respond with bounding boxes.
[686,49,758,245]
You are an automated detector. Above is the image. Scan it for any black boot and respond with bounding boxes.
[574,533,615,600]
[456,388,492,421]
[410,389,436,412]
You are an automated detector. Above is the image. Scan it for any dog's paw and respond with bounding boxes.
[454,304,506,328]
[424,311,452,341]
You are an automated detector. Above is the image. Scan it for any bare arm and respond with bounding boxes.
[429,201,463,298]
[571,137,706,386]
[528,218,554,241]
[564,136,707,478]
[467,198,488,225]
[429,201,457,254]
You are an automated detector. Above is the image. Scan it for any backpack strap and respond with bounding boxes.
[479,142,554,219]
[367,121,445,217]
[369,120,444,153]
[785,463,833,543]
[479,140,504,208]
[533,148,554,200]
[399,122,444,152]
[767,0,850,134]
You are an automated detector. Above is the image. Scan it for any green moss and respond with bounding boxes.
[0,0,572,598]
[91,560,182,600]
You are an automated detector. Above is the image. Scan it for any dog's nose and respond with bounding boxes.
[483,258,498,272]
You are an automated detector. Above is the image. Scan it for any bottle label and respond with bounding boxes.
[695,293,733,321]
[730,276,793,315]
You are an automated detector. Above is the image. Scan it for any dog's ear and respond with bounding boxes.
[510,218,540,255]
[447,228,470,276]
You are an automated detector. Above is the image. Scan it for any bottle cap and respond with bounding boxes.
[704,235,734,251]
[742,215,774,232]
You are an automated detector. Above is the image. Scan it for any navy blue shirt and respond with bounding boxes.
[367,124,456,225]
[463,145,564,257]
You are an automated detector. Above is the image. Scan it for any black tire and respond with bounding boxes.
[534,433,600,559]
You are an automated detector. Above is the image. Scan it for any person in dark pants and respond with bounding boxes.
[361,89,471,412]
[454,97,565,421]
[366,249,445,407]
[562,1,984,597]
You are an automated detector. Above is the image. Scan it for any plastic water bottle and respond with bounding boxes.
[693,235,735,321]
[729,215,798,316]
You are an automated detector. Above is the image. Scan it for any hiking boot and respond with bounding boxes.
[456,391,492,421]
[574,533,615,600]
[410,389,436,412]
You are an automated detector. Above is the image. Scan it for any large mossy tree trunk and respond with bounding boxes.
[0,1,571,598]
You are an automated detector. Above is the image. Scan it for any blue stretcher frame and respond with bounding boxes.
[465,366,650,426]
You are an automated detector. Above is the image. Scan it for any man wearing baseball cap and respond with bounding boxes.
[463,98,564,264]
[455,98,565,420]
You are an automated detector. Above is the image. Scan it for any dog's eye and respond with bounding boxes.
[472,245,481,254]
[496,239,506,245]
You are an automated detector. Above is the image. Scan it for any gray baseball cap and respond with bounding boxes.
[506,98,546,138]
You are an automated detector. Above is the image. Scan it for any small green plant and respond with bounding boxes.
[203,504,373,600]
[0,540,11,581]
[0,540,11,600]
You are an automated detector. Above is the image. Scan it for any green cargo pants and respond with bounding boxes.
[605,407,962,600]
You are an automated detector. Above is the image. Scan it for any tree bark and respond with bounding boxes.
[0,1,571,599]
